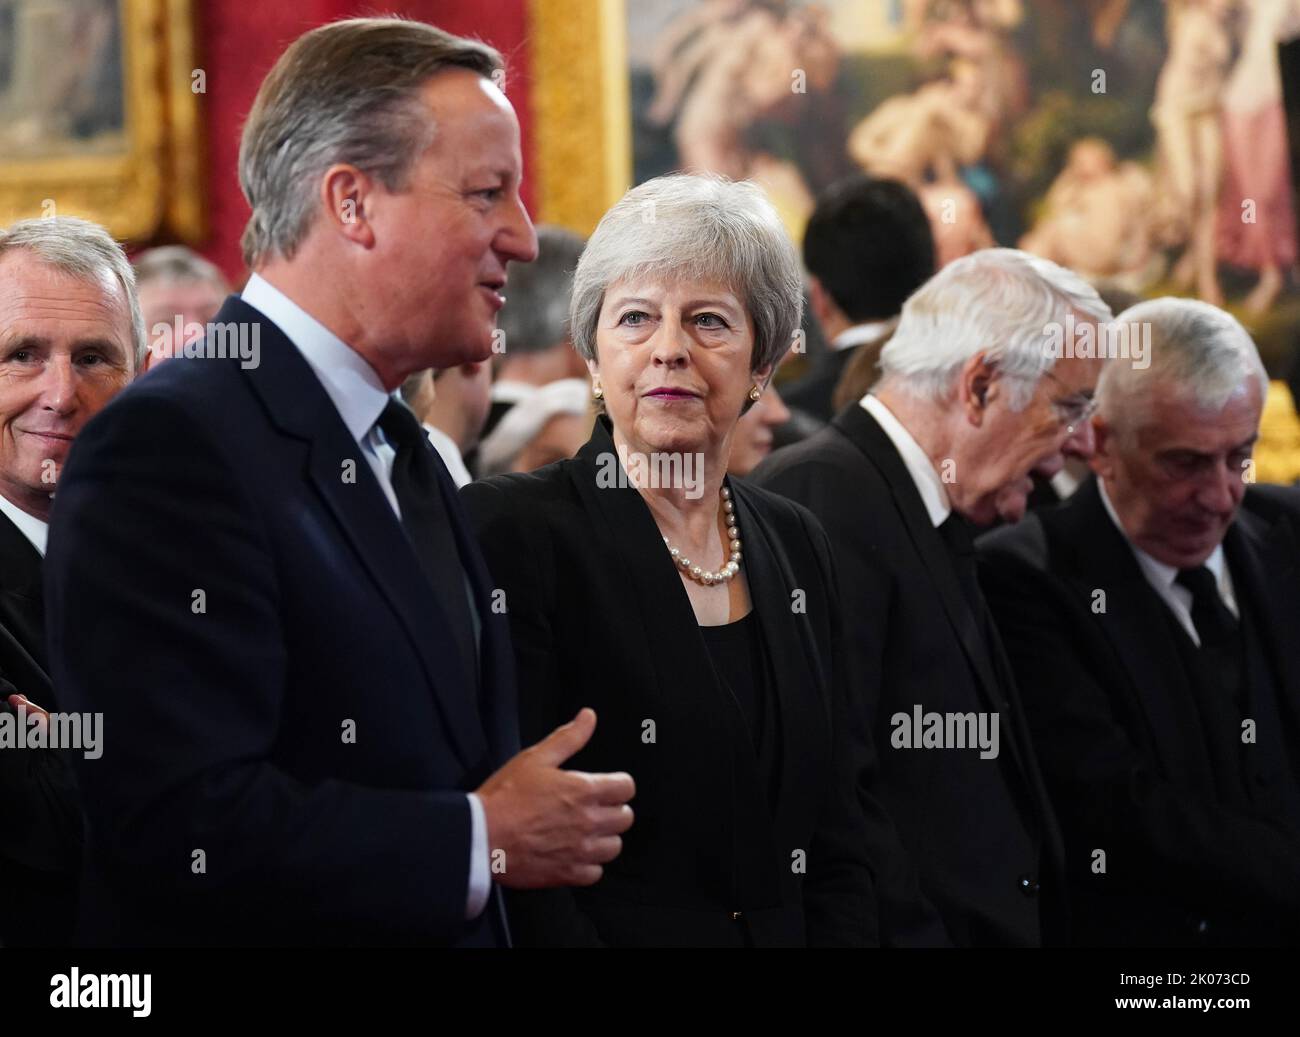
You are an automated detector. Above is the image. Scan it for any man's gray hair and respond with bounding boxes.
[1098,297,1267,428]
[497,226,586,355]
[132,245,229,292]
[570,173,803,377]
[878,247,1112,409]
[238,17,502,268]
[0,215,145,368]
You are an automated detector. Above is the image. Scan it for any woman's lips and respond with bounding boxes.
[644,389,699,401]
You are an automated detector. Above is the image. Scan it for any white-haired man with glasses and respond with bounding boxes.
[754,247,1112,946]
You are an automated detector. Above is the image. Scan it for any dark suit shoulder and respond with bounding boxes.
[1244,482,1300,524]
[734,476,836,571]
[976,512,1052,572]
[460,459,583,540]
[753,422,865,483]
[734,474,820,533]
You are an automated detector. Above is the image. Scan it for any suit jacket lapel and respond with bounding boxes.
[730,478,826,841]
[230,297,488,770]
[569,420,732,727]
[569,421,777,826]
[0,509,46,671]
[1053,481,1215,789]
[832,406,1007,713]
[430,449,520,767]
[1224,504,1300,729]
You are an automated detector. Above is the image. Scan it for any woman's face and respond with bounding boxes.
[590,277,768,465]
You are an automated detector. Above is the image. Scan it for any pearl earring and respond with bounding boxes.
[593,384,603,401]
[748,385,762,402]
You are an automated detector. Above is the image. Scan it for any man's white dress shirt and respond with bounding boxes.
[1098,479,1237,648]
[0,494,48,555]
[861,393,951,528]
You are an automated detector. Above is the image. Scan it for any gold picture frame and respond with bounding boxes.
[0,0,205,243]
[529,0,630,236]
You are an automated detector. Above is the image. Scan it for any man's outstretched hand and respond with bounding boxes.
[476,708,635,888]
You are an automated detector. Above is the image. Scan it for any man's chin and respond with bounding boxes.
[993,491,1029,526]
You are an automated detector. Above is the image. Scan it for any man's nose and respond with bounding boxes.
[1197,462,1238,515]
[1063,418,1096,460]
[38,356,78,413]
[1032,451,1065,479]
[501,194,538,264]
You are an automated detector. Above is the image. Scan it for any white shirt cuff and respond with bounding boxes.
[465,792,491,920]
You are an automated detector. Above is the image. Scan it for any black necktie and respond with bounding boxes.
[1176,566,1238,645]
[377,399,478,687]
[938,512,982,616]
[1176,565,1247,803]
[1176,565,1243,709]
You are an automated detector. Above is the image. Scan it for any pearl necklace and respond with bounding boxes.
[662,485,742,586]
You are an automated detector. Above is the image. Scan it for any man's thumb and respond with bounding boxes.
[533,707,596,765]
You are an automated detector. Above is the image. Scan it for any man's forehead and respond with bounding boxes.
[0,255,131,343]
[420,67,516,123]
[1052,352,1104,391]
[1139,381,1262,447]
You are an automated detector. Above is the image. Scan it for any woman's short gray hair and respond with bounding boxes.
[0,215,146,368]
[878,247,1112,410]
[239,17,501,268]
[1098,297,1267,430]
[570,174,803,376]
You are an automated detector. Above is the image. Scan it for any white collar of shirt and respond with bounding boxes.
[832,319,897,353]
[1050,467,1083,501]
[490,380,540,405]
[861,393,951,527]
[241,273,390,445]
[1098,478,1237,645]
[423,423,472,489]
[0,493,48,556]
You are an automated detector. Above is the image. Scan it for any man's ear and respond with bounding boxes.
[958,351,996,427]
[319,164,376,248]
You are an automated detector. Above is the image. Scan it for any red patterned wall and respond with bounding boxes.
[191,1,533,283]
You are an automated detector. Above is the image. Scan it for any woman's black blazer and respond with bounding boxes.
[461,417,875,946]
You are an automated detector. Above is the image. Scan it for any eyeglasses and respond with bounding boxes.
[1043,371,1098,435]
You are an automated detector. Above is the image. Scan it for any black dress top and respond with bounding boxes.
[700,610,781,810]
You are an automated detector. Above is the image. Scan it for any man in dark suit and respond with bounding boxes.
[980,298,1300,945]
[0,215,143,946]
[754,248,1111,945]
[781,175,934,425]
[45,18,633,947]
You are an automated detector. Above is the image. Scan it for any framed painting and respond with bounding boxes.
[531,0,1300,362]
[0,0,205,242]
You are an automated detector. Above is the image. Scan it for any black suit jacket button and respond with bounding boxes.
[1018,874,1040,897]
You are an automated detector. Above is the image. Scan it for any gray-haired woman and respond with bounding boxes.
[462,174,906,947]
